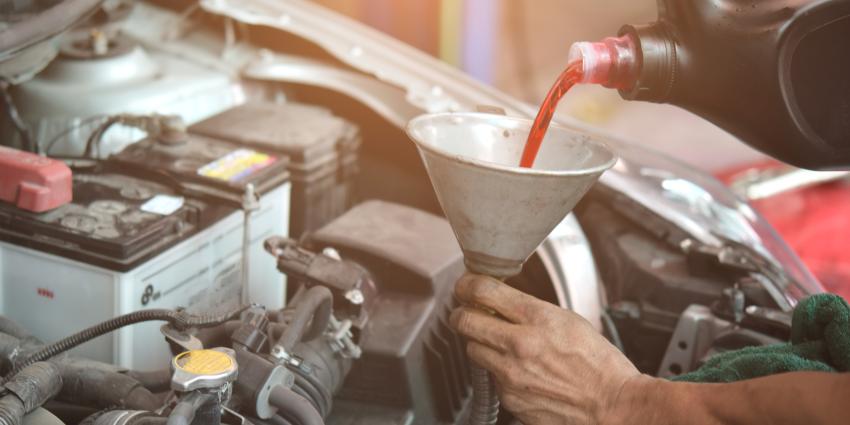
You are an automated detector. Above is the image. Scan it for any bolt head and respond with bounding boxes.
[345,289,364,305]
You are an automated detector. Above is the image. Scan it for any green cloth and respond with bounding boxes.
[673,293,850,383]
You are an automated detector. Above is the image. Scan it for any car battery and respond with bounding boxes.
[0,159,290,370]
[109,131,290,206]
[190,101,360,237]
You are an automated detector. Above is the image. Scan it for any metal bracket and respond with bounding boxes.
[160,324,204,352]
[657,304,732,379]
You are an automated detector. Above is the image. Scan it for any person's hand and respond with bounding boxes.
[450,273,646,425]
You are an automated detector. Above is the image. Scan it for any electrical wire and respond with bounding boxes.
[2,306,249,383]
[0,79,35,153]
[83,116,121,158]
[43,116,106,156]
[601,309,625,353]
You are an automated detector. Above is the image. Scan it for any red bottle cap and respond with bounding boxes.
[568,35,639,90]
[0,146,72,212]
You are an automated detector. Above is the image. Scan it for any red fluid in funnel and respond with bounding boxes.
[519,60,584,168]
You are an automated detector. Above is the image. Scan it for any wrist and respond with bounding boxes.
[599,374,668,425]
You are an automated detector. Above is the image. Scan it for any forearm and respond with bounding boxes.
[604,372,850,425]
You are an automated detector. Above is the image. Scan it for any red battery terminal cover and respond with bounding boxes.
[0,146,72,212]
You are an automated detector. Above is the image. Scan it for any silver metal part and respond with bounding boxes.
[344,289,364,306]
[725,285,746,324]
[327,316,362,359]
[83,410,149,425]
[171,347,238,392]
[242,184,260,305]
[406,112,616,278]
[21,408,65,425]
[269,345,291,363]
[536,215,603,330]
[222,406,249,425]
[745,305,792,329]
[254,365,295,419]
[657,305,732,379]
[728,165,849,200]
[160,324,204,353]
[321,247,341,261]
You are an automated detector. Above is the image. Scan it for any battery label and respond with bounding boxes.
[197,149,276,182]
[140,194,184,215]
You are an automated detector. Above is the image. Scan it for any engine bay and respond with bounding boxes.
[0,1,819,425]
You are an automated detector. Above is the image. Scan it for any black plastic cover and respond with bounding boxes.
[308,200,471,424]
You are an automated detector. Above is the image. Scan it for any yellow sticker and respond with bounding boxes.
[197,148,276,182]
[174,350,233,375]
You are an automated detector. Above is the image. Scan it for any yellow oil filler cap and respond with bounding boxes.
[171,347,238,392]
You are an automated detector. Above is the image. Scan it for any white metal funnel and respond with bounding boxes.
[407,112,617,278]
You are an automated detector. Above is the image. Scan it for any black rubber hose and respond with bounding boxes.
[260,416,292,425]
[80,410,168,425]
[468,364,499,425]
[3,307,247,382]
[0,396,25,425]
[134,418,169,425]
[57,361,160,411]
[43,400,97,425]
[0,332,160,411]
[0,362,62,425]
[291,374,329,418]
[0,335,39,369]
[193,321,241,349]
[166,392,214,425]
[0,333,43,374]
[0,318,35,341]
[268,387,323,425]
[124,369,172,394]
[274,287,332,352]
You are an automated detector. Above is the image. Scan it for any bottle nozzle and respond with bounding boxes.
[568,34,639,90]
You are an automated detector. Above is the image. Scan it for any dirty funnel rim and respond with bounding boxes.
[406,112,618,177]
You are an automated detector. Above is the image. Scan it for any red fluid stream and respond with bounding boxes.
[519,59,584,168]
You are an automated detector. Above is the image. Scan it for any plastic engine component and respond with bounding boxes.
[0,146,71,212]
[306,200,472,424]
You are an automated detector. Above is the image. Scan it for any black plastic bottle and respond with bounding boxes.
[570,0,850,170]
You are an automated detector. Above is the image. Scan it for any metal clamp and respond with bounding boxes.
[270,345,315,377]
[326,316,361,359]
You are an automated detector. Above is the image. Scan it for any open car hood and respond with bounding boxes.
[200,0,825,305]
